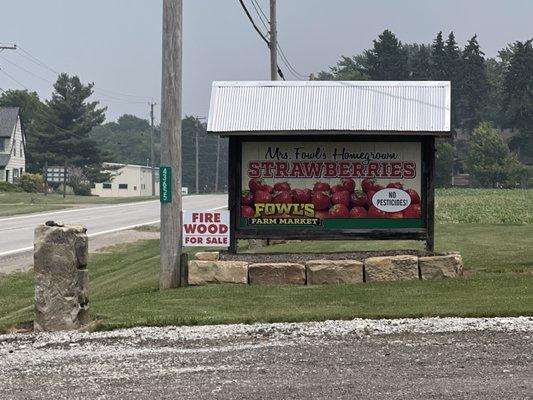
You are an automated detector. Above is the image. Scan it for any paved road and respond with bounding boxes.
[0,194,227,257]
[1,318,532,399]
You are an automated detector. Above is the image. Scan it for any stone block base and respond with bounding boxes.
[248,263,305,285]
[306,260,363,284]
[188,260,248,285]
[365,255,419,282]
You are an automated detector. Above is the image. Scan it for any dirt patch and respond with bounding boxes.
[219,249,440,264]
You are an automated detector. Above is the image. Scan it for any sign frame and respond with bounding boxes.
[227,134,435,253]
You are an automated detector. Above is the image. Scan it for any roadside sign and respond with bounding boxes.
[183,210,230,247]
[159,166,172,203]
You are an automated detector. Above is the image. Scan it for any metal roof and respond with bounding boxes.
[207,81,450,135]
[0,107,19,138]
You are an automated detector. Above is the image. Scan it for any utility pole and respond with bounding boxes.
[160,0,183,289]
[214,136,220,192]
[150,102,156,196]
[62,161,67,199]
[269,0,278,80]
[195,129,199,194]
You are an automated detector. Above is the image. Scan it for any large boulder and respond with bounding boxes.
[188,260,248,285]
[248,263,305,285]
[419,254,464,279]
[306,260,363,284]
[364,255,419,282]
[34,223,89,332]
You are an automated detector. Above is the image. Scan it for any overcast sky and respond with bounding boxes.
[1,0,533,122]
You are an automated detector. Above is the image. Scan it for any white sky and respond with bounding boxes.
[1,0,533,122]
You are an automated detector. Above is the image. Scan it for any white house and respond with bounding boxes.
[91,162,159,197]
[0,107,26,183]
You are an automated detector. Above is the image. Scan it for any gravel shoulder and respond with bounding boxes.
[1,317,532,399]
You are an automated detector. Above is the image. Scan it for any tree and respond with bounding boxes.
[435,139,454,187]
[0,89,45,171]
[316,55,368,81]
[431,31,447,80]
[502,40,533,158]
[466,122,525,187]
[362,30,408,80]
[457,35,490,130]
[405,43,432,79]
[444,32,462,127]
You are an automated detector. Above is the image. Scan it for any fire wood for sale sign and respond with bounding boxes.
[183,211,230,247]
[240,141,423,230]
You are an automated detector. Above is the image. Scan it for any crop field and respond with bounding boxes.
[0,188,532,332]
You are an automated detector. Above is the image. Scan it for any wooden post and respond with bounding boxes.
[426,137,436,252]
[269,0,277,80]
[159,0,183,289]
[228,137,238,253]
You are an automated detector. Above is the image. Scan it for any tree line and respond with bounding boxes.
[0,75,227,194]
[316,29,533,187]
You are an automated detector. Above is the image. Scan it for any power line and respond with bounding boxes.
[0,67,29,90]
[237,0,285,80]
[249,0,269,32]
[251,0,269,24]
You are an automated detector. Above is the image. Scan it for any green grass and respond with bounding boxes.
[0,192,157,217]
[1,223,531,333]
[436,188,533,224]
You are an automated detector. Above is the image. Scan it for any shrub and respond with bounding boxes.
[0,181,24,192]
[19,173,44,193]
[73,183,92,196]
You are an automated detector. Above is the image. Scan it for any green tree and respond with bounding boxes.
[33,74,106,180]
[444,32,462,127]
[362,30,408,80]
[315,55,368,81]
[457,35,490,130]
[466,122,525,187]
[431,31,447,80]
[502,40,533,157]
[435,139,454,187]
[405,43,432,79]
[0,89,45,171]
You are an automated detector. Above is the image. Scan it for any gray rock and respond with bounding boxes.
[306,260,364,284]
[194,251,220,261]
[34,224,89,332]
[419,254,464,279]
[248,263,305,285]
[365,255,419,282]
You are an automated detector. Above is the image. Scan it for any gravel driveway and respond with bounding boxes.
[1,317,532,399]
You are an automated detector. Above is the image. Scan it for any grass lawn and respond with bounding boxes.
[0,192,157,217]
[1,222,532,333]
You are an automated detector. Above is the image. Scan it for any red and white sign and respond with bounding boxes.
[183,210,230,247]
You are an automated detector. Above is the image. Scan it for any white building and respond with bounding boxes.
[92,163,159,197]
[0,107,26,183]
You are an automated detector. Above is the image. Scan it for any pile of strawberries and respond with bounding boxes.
[241,178,421,219]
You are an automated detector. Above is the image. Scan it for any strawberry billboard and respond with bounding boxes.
[240,141,423,230]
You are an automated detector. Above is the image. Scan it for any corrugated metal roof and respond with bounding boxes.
[0,107,19,138]
[207,81,450,134]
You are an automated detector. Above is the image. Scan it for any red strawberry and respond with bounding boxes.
[254,190,272,204]
[331,184,345,193]
[311,191,331,210]
[368,205,387,218]
[261,184,274,193]
[350,191,368,207]
[403,203,421,218]
[273,190,293,204]
[241,205,255,217]
[329,204,350,218]
[405,188,420,204]
[387,182,404,190]
[385,211,404,219]
[292,188,312,203]
[242,191,254,206]
[313,182,331,192]
[372,184,385,192]
[349,206,368,218]
[341,178,356,192]
[273,182,291,192]
[314,210,330,219]
[248,178,263,192]
[361,178,375,193]
[366,190,376,205]
[331,190,350,207]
